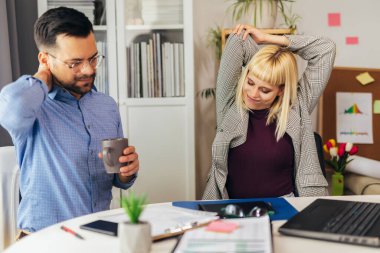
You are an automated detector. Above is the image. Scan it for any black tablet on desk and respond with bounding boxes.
[80,220,118,236]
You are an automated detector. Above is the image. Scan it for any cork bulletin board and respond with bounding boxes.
[322,67,380,160]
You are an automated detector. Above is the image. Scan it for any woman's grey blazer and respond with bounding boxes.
[202,34,336,200]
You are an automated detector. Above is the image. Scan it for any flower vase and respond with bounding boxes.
[331,172,344,196]
[119,221,151,253]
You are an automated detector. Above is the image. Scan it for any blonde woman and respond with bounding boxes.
[203,25,336,200]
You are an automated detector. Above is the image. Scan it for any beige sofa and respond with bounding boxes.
[345,172,380,195]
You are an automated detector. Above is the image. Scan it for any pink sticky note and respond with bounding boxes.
[346,36,359,45]
[328,13,341,27]
[206,220,238,233]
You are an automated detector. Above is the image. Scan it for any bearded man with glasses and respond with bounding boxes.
[0,7,139,238]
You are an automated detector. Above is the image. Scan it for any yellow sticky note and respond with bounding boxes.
[356,72,375,85]
[374,100,380,114]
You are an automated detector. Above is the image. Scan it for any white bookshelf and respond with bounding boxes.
[116,0,195,204]
[37,0,195,204]
[125,24,184,30]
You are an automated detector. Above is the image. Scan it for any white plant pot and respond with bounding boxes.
[119,221,151,253]
[240,0,278,28]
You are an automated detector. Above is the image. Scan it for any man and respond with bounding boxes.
[0,7,139,237]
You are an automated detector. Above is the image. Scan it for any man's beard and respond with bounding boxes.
[52,73,96,96]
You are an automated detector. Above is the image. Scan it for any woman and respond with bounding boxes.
[203,25,336,199]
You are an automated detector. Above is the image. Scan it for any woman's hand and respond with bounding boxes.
[232,24,290,47]
[232,24,268,43]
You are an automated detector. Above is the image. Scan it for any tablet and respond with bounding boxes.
[80,220,118,236]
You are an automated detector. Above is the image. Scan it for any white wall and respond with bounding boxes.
[193,0,234,198]
[293,0,380,68]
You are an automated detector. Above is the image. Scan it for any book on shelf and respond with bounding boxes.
[135,43,141,98]
[155,34,163,97]
[94,41,108,95]
[126,47,131,97]
[148,40,154,97]
[179,43,184,96]
[140,42,148,98]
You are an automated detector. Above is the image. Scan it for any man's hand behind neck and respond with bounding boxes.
[33,64,53,92]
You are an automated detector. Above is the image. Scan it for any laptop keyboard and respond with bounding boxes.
[322,201,380,235]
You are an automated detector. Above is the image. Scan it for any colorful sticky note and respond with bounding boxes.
[328,13,341,27]
[374,100,380,114]
[356,72,375,85]
[206,220,238,233]
[346,36,359,45]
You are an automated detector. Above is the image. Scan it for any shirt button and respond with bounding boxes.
[94,202,97,207]
[88,125,91,129]
[219,129,223,132]
[90,150,94,155]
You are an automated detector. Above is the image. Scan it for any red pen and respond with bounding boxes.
[61,225,85,240]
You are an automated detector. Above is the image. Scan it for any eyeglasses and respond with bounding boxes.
[220,204,269,219]
[47,53,105,72]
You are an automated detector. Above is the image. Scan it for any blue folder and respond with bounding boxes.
[172,197,298,221]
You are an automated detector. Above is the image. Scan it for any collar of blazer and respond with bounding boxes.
[219,101,301,139]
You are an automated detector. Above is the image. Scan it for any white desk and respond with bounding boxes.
[5,195,380,253]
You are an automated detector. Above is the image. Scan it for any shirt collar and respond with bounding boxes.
[48,84,97,100]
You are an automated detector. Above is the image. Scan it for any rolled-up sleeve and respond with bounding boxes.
[0,75,48,140]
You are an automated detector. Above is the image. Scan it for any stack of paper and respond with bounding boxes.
[48,0,96,25]
[141,0,183,25]
[100,204,218,240]
[174,216,272,253]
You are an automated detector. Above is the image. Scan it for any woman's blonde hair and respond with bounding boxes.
[236,45,298,141]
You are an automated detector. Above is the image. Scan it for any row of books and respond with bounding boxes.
[94,41,108,95]
[48,0,106,25]
[141,0,183,25]
[127,33,185,98]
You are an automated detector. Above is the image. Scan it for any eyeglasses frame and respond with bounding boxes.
[46,52,105,72]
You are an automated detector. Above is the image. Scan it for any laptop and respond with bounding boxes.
[279,199,380,247]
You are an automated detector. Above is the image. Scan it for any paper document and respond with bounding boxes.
[356,72,375,85]
[174,216,272,253]
[374,100,380,114]
[100,204,218,240]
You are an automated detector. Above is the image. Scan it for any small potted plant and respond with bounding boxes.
[119,192,150,253]
[227,0,299,29]
[323,139,359,196]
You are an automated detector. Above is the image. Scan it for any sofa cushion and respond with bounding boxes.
[345,172,380,195]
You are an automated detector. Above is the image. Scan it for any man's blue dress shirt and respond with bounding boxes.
[0,75,135,232]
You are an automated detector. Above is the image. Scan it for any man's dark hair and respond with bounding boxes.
[34,7,93,50]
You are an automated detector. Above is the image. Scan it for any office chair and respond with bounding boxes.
[0,146,19,250]
[314,132,327,178]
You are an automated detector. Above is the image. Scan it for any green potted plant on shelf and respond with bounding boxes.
[227,0,299,29]
[119,192,150,253]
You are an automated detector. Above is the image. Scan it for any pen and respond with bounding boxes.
[60,225,85,240]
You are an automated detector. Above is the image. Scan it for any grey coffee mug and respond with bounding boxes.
[101,138,129,173]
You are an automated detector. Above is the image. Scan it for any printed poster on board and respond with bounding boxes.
[336,92,373,144]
